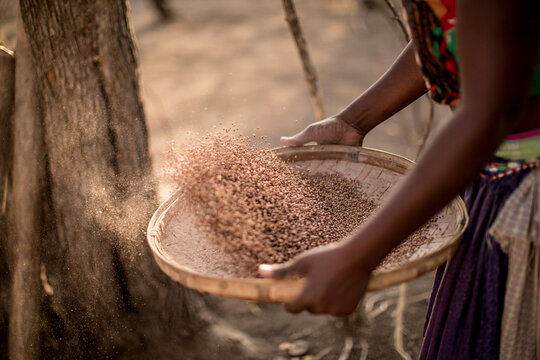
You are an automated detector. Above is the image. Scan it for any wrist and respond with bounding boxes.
[336,108,376,137]
[340,231,384,272]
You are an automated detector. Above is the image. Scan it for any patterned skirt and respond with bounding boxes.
[419,169,532,360]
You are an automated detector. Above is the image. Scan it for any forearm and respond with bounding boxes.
[344,105,514,270]
[343,0,540,269]
[338,42,427,134]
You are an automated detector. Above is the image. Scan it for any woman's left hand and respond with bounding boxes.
[258,243,372,316]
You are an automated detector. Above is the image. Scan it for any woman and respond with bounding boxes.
[259,0,540,358]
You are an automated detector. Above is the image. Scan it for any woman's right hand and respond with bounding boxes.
[280,116,365,147]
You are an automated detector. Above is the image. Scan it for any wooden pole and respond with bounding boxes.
[0,45,14,217]
[416,99,434,157]
[281,0,325,120]
[383,0,410,43]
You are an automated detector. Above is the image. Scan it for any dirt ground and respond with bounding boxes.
[130,1,453,359]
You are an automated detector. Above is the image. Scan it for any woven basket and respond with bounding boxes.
[147,145,468,303]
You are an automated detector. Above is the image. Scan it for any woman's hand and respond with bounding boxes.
[280,43,428,148]
[280,42,427,148]
[258,242,372,316]
[280,116,364,147]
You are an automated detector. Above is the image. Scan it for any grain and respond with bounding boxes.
[167,128,434,277]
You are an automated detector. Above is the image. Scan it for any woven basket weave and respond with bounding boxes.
[147,145,468,303]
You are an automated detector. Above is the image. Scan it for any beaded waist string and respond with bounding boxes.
[481,128,540,181]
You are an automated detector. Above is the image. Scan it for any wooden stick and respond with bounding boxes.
[313,346,333,360]
[281,0,325,120]
[151,0,174,20]
[359,338,369,360]
[383,0,410,43]
[416,98,434,158]
[0,45,14,217]
[393,284,412,360]
[337,336,354,360]
[1,175,7,215]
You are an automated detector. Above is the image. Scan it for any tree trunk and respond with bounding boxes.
[7,1,215,358]
[0,44,15,360]
[8,12,43,359]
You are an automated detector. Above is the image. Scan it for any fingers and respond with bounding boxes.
[280,126,314,146]
[327,301,359,317]
[284,279,318,313]
[285,289,360,316]
[285,295,310,314]
[258,261,313,314]
[258,259,307,279]
[280,117,364,147]
[284,285,355,315]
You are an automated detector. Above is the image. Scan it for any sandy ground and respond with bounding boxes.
[131,1,453,359]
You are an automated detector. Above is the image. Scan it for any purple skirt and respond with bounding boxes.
[419,170,531,360]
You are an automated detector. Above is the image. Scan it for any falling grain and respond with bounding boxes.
[167,128,434,277]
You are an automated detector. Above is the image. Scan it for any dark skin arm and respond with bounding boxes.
[260,0,540,316]
[280,42,427,146]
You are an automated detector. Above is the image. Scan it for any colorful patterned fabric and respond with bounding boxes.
[402,0,540,105]
[481,160,540,181]
[489,170,540,359]
[402,0,459,105]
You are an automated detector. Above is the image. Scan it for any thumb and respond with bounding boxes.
[280,126,313,147]
[258,260,305,279]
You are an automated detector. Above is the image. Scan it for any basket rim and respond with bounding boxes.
[147,145,469,302]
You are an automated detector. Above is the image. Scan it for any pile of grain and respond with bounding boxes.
[167,129,433,276]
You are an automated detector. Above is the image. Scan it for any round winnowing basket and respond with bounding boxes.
[147,145,469,303]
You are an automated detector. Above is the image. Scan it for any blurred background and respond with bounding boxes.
[128,0,451,201]
[0,0,452,200]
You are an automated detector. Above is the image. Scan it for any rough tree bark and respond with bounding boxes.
[3,1,230,359]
